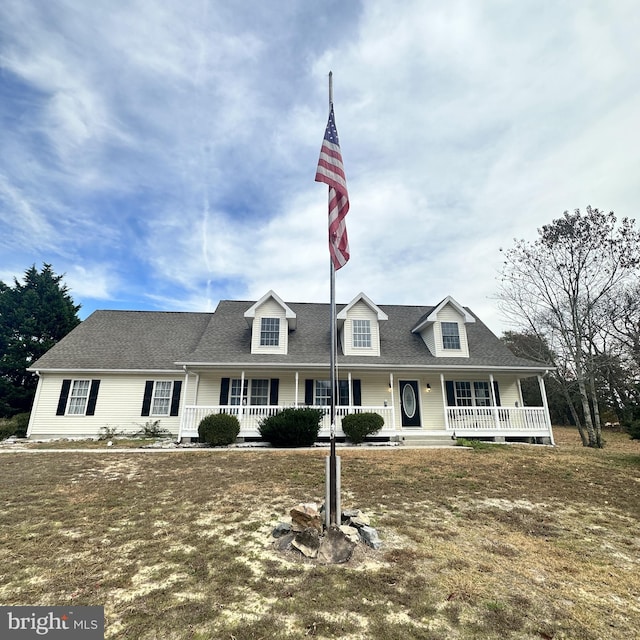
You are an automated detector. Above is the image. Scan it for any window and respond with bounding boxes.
[250,379,269,405]
[314,380,350,406]
[473,381,491,406]
[230,379,249,405]
[260,317,280,346]
[352,319,372,348]
[442,322,461,349]
[151,381,173,415]
[448,380,494,407]
[229,379,271,405]
[68,380,90,415]
[454,381,473,406]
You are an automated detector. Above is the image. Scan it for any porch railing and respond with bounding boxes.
[446,406,550,435]
[180,404,395,439]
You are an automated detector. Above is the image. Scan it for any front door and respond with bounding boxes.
[399,380,421,427]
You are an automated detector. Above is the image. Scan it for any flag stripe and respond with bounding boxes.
[315,105,350,270]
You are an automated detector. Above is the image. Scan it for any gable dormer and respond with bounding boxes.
[244,290,296,355]
[411,296,475,358]
[337,292,388,356]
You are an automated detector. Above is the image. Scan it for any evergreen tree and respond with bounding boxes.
[0,264,81,416]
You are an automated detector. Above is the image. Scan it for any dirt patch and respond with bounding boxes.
[0,427,638,639]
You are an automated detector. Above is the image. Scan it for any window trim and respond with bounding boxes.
[259,317,280,346]
[441,321,461,350]
[352,319,372,348]
[67,379,91,415]
[151,380,173,416]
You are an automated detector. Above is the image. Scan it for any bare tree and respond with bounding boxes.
[497,207,640,447]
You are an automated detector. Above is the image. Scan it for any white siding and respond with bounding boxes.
[250,299,288,355]
[419,304,470,358]
[340,301,380,356]
[28,372,185,438]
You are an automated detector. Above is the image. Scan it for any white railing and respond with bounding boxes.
[180,404,395,439]
[446,406,550,434]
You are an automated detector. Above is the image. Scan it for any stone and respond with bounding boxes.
[274,532,295,551]
[358,525,382,550]
[272,522,292,538]
[347,514,371,529]
[290,503,323,533]
[318,526,356,564]
[291,527,320,558]
[338,525,360,544]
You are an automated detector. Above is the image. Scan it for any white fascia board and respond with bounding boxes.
[243,290,297,328]
[412,296,475,333]
[337,292,388,321]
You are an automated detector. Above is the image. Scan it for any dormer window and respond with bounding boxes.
[442,322,461,350]
[352,319,372,348]
[260,318,280,346]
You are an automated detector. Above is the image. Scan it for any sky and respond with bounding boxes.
[1,0,639,335]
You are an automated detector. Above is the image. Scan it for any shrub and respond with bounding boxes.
[341,412,384,444]
[0,413,30,440]
[136,419,170,438]
[98,425,123,440]
[198,413,240,446]
[626,420,640,440]
[258,408,323,447]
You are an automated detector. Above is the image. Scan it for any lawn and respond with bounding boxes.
[0,427,638,639]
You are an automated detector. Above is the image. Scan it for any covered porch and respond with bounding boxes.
[177,368,555,444]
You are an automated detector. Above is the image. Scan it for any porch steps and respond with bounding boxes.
[400,433,457,447]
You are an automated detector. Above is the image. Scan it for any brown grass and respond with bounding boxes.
[0,426,639,639]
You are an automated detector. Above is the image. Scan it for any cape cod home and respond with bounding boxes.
[26,290,555,445]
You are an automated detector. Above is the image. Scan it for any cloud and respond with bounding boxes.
[1,0,639,335]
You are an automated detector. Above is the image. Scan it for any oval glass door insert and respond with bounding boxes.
[402,383,416,419]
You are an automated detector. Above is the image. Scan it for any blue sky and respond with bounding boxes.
[1,0,639,334]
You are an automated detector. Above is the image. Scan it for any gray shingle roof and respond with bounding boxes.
[31,301,548,372]
[30,310,212,371]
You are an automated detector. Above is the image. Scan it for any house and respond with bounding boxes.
[26,291,555,444]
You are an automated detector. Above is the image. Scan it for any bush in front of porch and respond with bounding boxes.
[258,408,323,447]
[198,413,241,446]
[341,412,384,444]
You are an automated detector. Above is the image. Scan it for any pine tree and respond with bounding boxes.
[0,264,81,416]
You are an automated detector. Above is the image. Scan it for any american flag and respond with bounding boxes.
[315,105,350,270]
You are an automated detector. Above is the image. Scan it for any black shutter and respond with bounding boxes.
[352,379,362,406]
[492,380,501,406]
[445,381,455,406]
[141,381,154,416]
[269,379,279,405]
[56,379,72,416]
[86,380,101,416]
[170,380,182,416]
[305,379,314,405]
[219,378,230,405]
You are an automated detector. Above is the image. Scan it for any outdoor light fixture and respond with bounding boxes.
[388,383,392,391]
[425,383,431,392]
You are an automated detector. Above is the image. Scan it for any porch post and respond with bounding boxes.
[348,371,352,412]
[440,373,449,430]
[240,370,246,422]
[537,374,555,445]
[388,373,395,428]
[489,373,500,429]
[295,371,299,407]
[179,366,189,441]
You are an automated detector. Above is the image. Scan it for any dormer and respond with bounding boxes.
[337,292,388,356]
[244,290,296,355]
[411,296,475,358]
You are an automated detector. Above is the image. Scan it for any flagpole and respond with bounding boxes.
[328,71,339,528]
